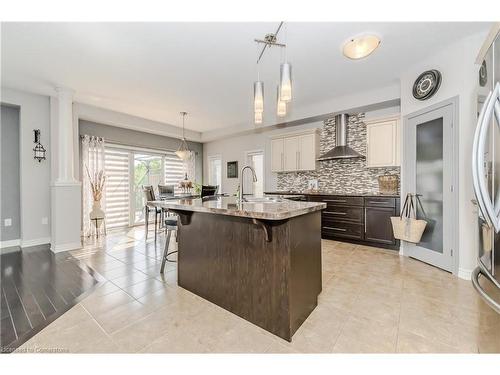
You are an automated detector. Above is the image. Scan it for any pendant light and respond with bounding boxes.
[279,63,292,102]
[254,80,264,114]
[175,111,191,160]
[254,111,263,125]
[279,24,292,102]
[276,85,287,117]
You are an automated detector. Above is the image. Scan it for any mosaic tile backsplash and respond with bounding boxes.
[276,113,400,194]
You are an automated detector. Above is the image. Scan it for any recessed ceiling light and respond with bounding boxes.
[343,35,381,60]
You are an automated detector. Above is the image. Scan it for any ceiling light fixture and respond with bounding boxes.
[254,80,264,114]
[276,85,287,117]
[279,62,292,102]
[175,111,191,160]
[254,111,263,125]
[343,34,380,60]
[252,21,292,125]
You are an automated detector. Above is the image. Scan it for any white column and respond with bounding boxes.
[55,87,77,184]
[50,87,82,253]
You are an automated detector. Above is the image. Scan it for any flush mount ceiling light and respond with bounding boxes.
[175,111,191,160]
[343,34,380,60]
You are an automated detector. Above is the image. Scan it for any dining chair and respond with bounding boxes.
[142,185,160,241]
[158,184,175,198]
[201,185,218,198]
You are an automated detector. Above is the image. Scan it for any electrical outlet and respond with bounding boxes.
[4,218,12,227]
[42,217,48,225]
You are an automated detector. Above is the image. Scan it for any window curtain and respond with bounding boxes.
[81,135,105,236]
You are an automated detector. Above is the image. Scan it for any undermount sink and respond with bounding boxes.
[242,196,284,203]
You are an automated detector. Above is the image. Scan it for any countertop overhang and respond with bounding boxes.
[149,196,326,220]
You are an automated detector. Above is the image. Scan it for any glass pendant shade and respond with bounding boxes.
[276,85,287,117]
[175,139,191,160]
[254,111,263,125]
[175,111,191,160]
[254,81,264,113]
[279,63,292,102]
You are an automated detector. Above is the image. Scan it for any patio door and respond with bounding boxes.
[403,99,457,272]
[132,153,164,224]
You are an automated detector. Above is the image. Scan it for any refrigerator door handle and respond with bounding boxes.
[472,266,500,314]
[472,82,500,233]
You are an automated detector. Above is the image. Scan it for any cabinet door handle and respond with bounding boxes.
[322,226,347,232]
[364,207,367,233]
[281,153,284,171]
[324,211,346,215]
[324,199,347,203]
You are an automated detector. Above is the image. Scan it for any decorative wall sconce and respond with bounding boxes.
[33,129,46,162]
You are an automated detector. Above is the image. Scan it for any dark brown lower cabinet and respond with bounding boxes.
[308,195,400,250]
[364,206,397,245]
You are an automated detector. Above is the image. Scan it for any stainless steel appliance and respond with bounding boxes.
[472,26,500,313]
[317,113,364,160]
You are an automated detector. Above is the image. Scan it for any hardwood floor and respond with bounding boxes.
[0,245,102,352]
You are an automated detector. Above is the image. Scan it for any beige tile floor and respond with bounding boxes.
[15,227,500,353]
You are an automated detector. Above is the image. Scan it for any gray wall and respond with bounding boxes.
[79,120,203,183]
[1,104,21,242]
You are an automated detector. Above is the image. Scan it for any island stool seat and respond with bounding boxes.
[160,216,178,273]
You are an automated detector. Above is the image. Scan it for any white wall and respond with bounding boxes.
[1,88,51,246]
[202,84,400,143]
[400,31,488,280]
[204,105,400,196]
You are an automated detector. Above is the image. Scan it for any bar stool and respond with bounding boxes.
[160,216,178,273]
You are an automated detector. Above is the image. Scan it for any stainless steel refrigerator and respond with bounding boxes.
[472,26,500,313]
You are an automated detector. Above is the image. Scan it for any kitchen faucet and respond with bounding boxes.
[239,165,257,205]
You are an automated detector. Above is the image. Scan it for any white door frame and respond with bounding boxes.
[207,154,223,190]
[401,96,460,275]
[244,149,265,195]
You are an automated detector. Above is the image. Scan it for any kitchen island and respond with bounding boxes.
[152,196,326,341]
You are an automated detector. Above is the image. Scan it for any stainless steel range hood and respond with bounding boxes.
[317,113,364,160]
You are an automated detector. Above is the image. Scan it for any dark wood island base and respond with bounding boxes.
[174,210,322,341]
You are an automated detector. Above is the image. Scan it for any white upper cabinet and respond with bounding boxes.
[283,136,299,171]
[271,130,319,172]
[270,138,284,172]
[366,118,400,168]
[298,133,317,170]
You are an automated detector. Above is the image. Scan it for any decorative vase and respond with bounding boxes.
[90,200,105,222]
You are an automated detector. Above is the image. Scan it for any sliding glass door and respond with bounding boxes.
[133,153,164,224]
[102,144,189,230]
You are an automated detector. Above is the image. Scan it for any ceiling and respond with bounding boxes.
[1,22,490,133]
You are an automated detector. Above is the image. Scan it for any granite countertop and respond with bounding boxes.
[265,191,400,198]
[149,196,326,220]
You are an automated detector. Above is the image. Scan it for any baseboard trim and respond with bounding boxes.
[458,267,473,281]
[20,237,51,248]
[0,239,21,249]
[50,241,82,253]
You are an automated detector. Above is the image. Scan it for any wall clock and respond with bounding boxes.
[412,69,442,101]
